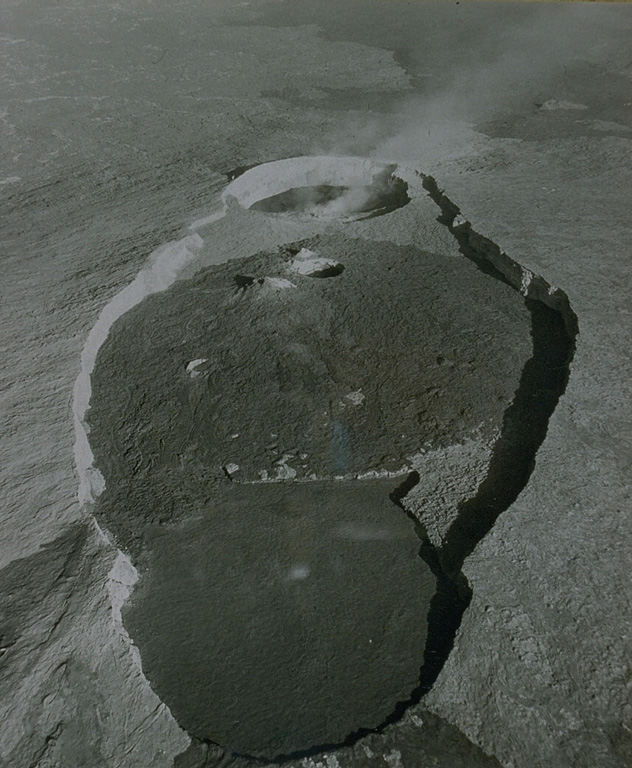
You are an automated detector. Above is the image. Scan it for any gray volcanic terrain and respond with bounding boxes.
[1,2,630,768]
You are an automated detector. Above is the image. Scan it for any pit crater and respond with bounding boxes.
[249,167,410,221]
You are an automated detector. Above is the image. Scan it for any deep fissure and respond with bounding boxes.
[399,176,578,704]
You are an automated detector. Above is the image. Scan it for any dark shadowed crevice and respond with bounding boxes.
[389,475,473,700]
[439,299,572,577]
[398,297,574,703]
[395,175,578,699]
[420,174,579,339]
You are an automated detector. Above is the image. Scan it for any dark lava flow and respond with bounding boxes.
[125,480,434,760]
[88,229,530,761]
[222,178,578,764]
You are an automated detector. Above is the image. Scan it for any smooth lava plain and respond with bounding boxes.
[124,479,433,758]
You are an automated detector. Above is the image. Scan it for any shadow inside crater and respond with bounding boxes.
[404,298,575,703]
[402,177,577,703]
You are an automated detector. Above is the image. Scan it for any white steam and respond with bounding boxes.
[314,3,631,166]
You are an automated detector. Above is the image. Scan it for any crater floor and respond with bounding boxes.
[87,231,531,758]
